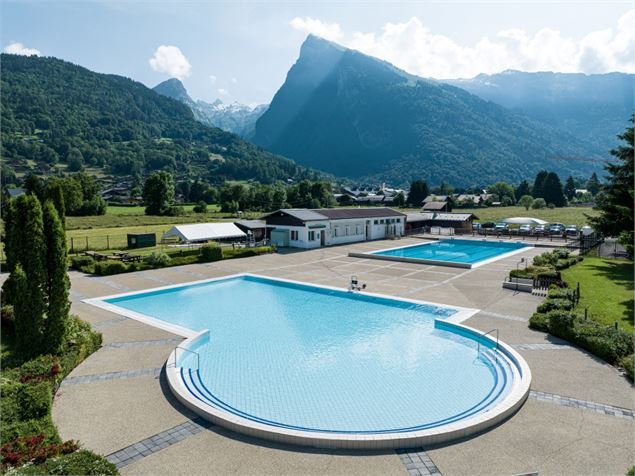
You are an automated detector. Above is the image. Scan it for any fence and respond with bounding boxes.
[69,232,167,254]
[564,232,603,255]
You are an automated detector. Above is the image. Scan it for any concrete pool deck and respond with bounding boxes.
[43,237,633,475]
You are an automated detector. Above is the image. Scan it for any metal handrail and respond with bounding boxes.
[174,346,200,370]
[477,328,499,354]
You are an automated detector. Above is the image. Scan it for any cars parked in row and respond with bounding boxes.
[474,222,586,237]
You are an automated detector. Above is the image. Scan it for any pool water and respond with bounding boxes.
[373,238,528,265]
[105,275,513,434]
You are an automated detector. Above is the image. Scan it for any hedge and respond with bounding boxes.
[93,260,128,275]
[621,355,634,381]
[200,245,223,262]
[70,255,94,271]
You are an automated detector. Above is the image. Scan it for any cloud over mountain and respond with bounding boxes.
[149,45,191,79]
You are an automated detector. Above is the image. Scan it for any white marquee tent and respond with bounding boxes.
[501,217,549,225]
[162,223,247,243]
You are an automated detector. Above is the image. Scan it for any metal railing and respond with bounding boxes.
[173,346,200,370]
[477,328,499,355]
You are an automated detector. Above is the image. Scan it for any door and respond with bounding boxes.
[320,231,325,246]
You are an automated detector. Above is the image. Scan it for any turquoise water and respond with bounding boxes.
[106,276,512,433]
[374,239,528,264]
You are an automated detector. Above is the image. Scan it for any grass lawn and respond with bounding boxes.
[453,206,599,226]
[106,204,205,215]
[66,208,262,230]
[562,256,634,332]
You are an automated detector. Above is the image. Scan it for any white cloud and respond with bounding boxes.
[217,88,229,96]
[298,10,635,78]
[3,42,41,56]
[290,17,343,42]
[149,45,191,79]
[209,75,217,84]
[231,77,238,84]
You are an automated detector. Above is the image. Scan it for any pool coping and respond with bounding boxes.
[82,273,532,450]
[349,238,533,269]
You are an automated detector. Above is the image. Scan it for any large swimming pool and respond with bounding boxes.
[89,274,530,448]
[370,238,529,267]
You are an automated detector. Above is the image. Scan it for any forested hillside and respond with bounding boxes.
[0,54,318,184]
[254,35,604,187]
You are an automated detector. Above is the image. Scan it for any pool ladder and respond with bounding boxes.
[173,346,200,370]
[477,328,499,355]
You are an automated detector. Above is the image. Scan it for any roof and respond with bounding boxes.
[422,201,449,211]
[313,207,405,220]
[407,212,478,222]
[423,195,449,203]
[6,188,25,197]
[262,209,329,222]
[235,219,266,229]
[162,223,246,242]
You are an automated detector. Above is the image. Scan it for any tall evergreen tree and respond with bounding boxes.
[514,180,532,201]
[532,170,549,199]
[564,176,576,201]
[586,172,601,195]
[589,117,634,257]
[542,172,567,207]
[45,179,66,228]
[42,201,70,353]
[7,195,47,356]
[407,180,429,207]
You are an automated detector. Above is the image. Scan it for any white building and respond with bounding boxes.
[262,208,406,249]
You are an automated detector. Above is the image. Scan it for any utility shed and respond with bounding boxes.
[162,223,247,243]
[127,233,156,249]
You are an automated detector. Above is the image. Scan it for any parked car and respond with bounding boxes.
[549,223,566,235]
[519,224,533,235]
[480,222,496,229]
[534,224,547,235]
[565,225,578,236]
[494,222,508,232]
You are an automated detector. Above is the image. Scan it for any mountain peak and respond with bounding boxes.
[153,78,192,104]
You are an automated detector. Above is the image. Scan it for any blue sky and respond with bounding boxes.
[3,1,634,105]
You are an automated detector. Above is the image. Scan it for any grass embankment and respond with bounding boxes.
[561,256,634,333]
[0,315,117,474]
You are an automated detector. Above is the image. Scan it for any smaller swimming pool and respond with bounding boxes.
[356,238,529,268]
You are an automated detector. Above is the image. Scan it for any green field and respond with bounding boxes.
[562,256,634,332]
[106,204,200,215]
[66,206,262,230]
[453,206,598,226]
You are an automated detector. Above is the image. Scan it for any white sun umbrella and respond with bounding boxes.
[502,217,549,225]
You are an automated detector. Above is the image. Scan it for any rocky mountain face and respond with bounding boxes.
[153,79,267,138]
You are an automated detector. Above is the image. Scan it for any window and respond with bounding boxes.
[308,231,316,241]
[374,220,378,225]
[290,230,298,240]
[380,219,385,224]
[356,225,361,235]
[333,227,339,237]
[345,226,350,236]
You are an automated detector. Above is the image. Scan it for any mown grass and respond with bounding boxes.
[561,256,634,332]
[452,206,599,226]
[66,209,262,230]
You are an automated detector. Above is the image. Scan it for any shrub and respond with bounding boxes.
[537,298,574,313]
[93,260,128,276]
[547,288,575,300]
[547,310,577,339]
[143,251,171,267]
[46,450,118,475]
[201,245,223,262]
[192,201,207,213]
[17,382,52,421]
[532,198,547,209]
[529,312,550,332]
[536,269,560,280]
[0,435,78,471]
[574,321,633,364]
[165,205,185,216]
[70,255,94,271]
[1,416,59,447]
[2,305,15,328]
[621,355,634,381]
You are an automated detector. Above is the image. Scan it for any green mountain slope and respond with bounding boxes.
[1,54,317,183]
[445,70,634,155]
[254,35,605,186]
